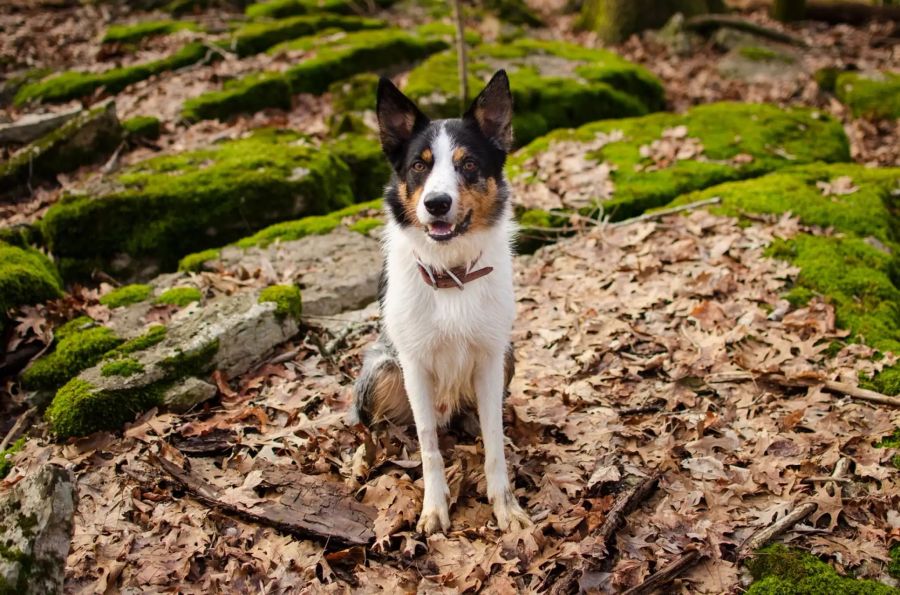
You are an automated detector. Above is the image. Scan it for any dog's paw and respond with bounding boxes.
[494,496,532,532]
[416,501,451,536]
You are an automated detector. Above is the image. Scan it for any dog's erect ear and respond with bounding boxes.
[464,69,513,152]
[376,77,429,170]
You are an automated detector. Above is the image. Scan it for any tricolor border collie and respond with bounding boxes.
[352,70,531,534]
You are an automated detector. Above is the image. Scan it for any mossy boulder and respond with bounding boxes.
[44,290,299,438]
[21,322,123,392]
[277,28,449,95]
[154,286,202,306]
[245,0,394,18]
[0,103,123,198]
[746,544,897,594]
[14,43,211,105]
[404,39,665,146]
[123,115,161,140]
[0,242,62,319]
[231,14,384,56]
[510,102,850,221]
[182,72,292,122]
[259,284,302,320]
[99,284,153,308]
[329,72,379,113]
[40,129,355,278]
[833,71,900,120]
[327,133,390,200]
[102,19,200,44]
[666,163,900,386]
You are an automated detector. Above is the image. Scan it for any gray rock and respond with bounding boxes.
[717,44,803,82]
[162,377,218,412]
[0,108,81,146]
[0,465,75,595]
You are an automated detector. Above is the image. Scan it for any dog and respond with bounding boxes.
[352,70,531,535]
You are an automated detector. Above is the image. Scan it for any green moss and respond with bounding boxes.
[232,14,384,56]
[100,358,145,377]
[0,103,123,192]
[235,214,339,247]
[405,39,664,146]
[182,72,292,122]
[329,72,379,112]
[746,544,897,594]
[22,325,123,391]
[45,378,165,439]
[348,217,383,235]
[863,365,900,398]
[41,129,355,277]
[55,316,95,340]
[123,115,161,140]
[102,20,200,44]
[511,102,850,219]
[178,248,221,272]
[106,325,167,357]
[14,42,210,105]
[327,133,390,200]
[890,544,900,579]
[815,67,841,92]
[160,339,219,377]
[278,28,448,95]
[0,242,63,316]
[834,71,900,120]
[99,284,152,308]
[154,286,202,307]
[483,0,542,26]
[259,284,302,320]
[245,0,394,18]
[0,438,26,479]
[738,45,794,63]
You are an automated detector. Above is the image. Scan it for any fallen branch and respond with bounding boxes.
[704,372,900,408]
[622,548,704,595]
[611,197,722,228]
[155,451,376,546]
[0,408,36,452]
[821,380,900,408]
[684,14,808,47]
[595,473,660,557]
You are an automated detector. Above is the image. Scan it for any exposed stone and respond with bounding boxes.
[0,464,75,595]
[717,44,802,82]
[0,108,80,146]
[162,377,217,412]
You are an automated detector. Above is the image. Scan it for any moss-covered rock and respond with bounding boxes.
[177,249,222,273]
[483,0,542,26]
[0,438,26,479]
[329,72,379,113]
[510,102,850,220]
[100,358,145,377]
[123,115,161,140]
[154,286,202,306]
[14,43,211,105]
[41,129,355,278]
[259,284,302,320]
[0,103,123,196]
[834,71,900,120]
[232,14,383,56]
[245,0,394,18]
[102,20,200,44]
[0,242,63,318]
[106,325,167,357]
[404,39,665,146]
[348,217,383,235]
[182,72,292,122]
[327,133,390,200]
[99,284,153,308]
[46,378,165,439]
[21,324,123,392]
[278,28,448,95]
[746,544,897,594]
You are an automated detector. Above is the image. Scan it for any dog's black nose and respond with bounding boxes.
[424,193,452,216]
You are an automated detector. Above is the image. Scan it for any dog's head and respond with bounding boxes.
[376,70,512,243]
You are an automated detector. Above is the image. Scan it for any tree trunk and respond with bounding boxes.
[579,0,725,43]
[772,0,806,21]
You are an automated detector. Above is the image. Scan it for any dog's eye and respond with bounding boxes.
[463,160,477,172]
[412,161,427,173]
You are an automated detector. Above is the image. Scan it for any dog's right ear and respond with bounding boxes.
[376,77,429,171]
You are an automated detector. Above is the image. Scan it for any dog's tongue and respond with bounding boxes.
[429,221,453,236]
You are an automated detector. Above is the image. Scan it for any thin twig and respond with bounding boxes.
[622,548,704,595]
[822,380,900,407]
[0,408,35,452]
[451,0,468,114]
[611,197,722,228]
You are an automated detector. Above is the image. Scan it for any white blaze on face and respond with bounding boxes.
[418,124,459,224]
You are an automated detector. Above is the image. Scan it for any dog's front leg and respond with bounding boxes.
[476,351,532,532]
[400,355,450,535]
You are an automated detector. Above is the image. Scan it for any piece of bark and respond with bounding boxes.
[621,548,703,595]
[595,473,660,557]
[156,453,376,546]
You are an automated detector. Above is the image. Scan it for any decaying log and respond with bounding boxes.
[621,547,704,595]
[595,473,660,557]
[156,453,376,546]
[684,14,807,47]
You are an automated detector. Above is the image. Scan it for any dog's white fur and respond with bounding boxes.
[380,125,530,534]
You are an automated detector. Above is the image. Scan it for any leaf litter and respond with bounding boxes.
[5,210,899,593]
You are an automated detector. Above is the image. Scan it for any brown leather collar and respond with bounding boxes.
[416,255,493,290]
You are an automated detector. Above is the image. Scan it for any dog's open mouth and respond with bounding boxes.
[426,210,472,242]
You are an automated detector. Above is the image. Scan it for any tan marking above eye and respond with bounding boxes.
[453,147,467,162]
[421,148,433,162]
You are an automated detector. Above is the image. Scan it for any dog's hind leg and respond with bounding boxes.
[352,337,412,426]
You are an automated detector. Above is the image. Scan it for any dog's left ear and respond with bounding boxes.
[464,69,513,152]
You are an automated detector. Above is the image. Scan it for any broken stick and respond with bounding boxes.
[822,380,900,408]
[0,408,35,452]
[596,473,660,557]
[155,452,376,546]
[611,197,722,228]
[621,548,704,595]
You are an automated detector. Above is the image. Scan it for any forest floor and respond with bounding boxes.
[1,0,899,593]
